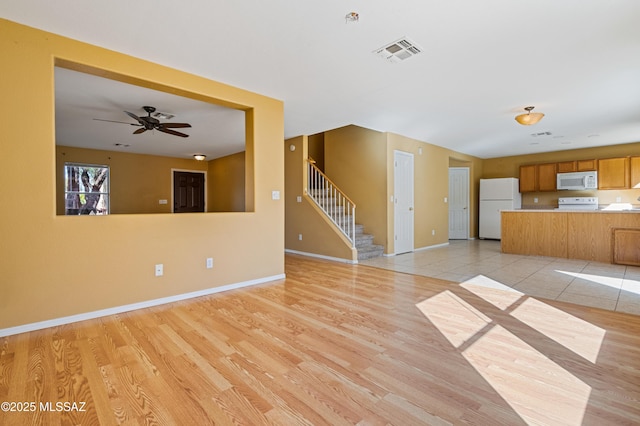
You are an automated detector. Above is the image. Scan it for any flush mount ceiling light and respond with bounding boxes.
[515,106,545,125]
[193,154,206,161]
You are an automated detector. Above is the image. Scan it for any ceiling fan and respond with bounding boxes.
[94,106,191,137]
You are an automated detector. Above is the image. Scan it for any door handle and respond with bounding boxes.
[409,207,414,211]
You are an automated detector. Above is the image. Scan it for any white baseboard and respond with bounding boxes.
[415,242,450,252]
[383,242,450,257]
[285,249,357,264]
[0,274,286,338]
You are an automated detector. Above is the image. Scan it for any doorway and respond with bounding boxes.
[173,171,205,213]
[448,167,469,239]
[394,150,414,254]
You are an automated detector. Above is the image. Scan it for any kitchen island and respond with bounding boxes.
[501,210,640,265]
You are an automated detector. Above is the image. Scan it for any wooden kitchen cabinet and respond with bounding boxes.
[519,165,537,192]
[631,156,640,189]
[519,163,556,192]
[577,159,597,171]
[612,228,640,266]
[538,163,557,191]
[502,210,640,263]
[557,161,577,173]
[598,157,630,189]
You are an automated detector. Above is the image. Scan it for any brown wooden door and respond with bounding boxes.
[174,171,205,213]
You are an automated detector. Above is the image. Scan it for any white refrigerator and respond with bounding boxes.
[479,178,521,239]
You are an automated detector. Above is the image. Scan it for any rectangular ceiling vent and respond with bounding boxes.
[374,37,423,63]
[531,131,552,137]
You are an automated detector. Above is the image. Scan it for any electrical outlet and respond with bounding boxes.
[155,264,163,277]
[432,229,436,236]
[298,234,303,241]
[272,190,280,200]
[534,197,538,203]
[616,196,622,202]
[206,258,214,269]
[297,196,302,203]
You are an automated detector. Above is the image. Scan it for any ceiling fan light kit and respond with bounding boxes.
[515,106,545,126]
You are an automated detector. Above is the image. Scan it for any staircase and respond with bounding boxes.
[307,161,384,262]
[354,224,385,261]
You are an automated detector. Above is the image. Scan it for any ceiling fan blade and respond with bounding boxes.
[124,111,145,125]
[133,128,147,135]
[93,118,141,126]
[157,127,189,138]
[159,123,192,128]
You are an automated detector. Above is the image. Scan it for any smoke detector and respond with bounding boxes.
[374,37,423,63]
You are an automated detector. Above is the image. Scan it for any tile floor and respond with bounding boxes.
[361,239,640,316]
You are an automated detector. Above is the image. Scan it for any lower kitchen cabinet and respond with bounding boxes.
[612,228,640,266]
[502,210,640,263]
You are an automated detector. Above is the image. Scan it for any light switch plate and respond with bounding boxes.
[272,190,280,200]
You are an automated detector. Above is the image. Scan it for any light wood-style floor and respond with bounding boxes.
[2,255,640,425]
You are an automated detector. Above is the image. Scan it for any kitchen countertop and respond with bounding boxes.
[505,209,640,213]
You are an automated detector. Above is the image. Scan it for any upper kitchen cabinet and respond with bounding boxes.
[519,165,537,192]
[557,161,576,173]
[557,159,598,173]
[631,156,640,189]
[577,159,597,171]
[538,163,557,191]
[598,157,630,189]
[519,163,557,192]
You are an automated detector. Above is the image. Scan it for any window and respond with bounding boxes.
[64,163,110,215]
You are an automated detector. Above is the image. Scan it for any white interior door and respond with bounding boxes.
[394,151,414,254]
[448,167,469,239]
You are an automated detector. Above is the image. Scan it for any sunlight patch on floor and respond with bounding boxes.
[557,270,627,290]
[417,288,599,425]
[462,325,591,425]
[510,298,606,363]
[416,291,491,348]
[460,275,524,310]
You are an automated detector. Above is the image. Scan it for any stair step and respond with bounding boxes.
[355,233,374,247]
[357,244,384,261]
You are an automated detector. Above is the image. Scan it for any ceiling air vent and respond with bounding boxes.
[374,37,423,63]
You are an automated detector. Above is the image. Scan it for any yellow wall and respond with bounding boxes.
[0,20,284,331]
[296,125,483,256]
[208,151,246,212]
[56,146,210,214]
[483,141,640,208]
[284,136,355,261]
[324,126,388,248]
[387,133,482,252]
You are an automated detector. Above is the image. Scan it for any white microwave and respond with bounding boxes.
[557,171,598,190]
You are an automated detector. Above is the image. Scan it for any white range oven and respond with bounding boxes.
[557,197,599,211]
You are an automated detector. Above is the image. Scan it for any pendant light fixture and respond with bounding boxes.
[515,106,544,126]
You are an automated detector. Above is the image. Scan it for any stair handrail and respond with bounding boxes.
[306,158,356,247]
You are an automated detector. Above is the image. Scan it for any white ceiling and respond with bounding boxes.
[3,1,640,159]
